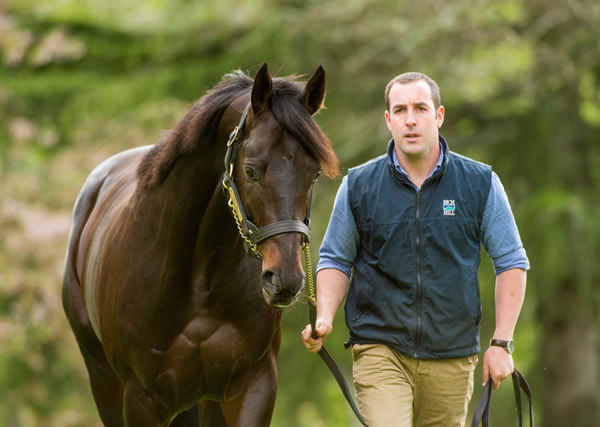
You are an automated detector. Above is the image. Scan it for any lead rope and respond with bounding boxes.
[302,242,369,427]
[225,192,261,257]
[303,241,317,305]
[471,368,533,427]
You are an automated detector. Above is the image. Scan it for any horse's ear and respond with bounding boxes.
[251,62,273,115]
[304,65,326,115]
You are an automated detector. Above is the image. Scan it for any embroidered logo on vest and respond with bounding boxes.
[443,200,456,216]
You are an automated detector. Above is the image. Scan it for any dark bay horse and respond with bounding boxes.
[62,63,339,426]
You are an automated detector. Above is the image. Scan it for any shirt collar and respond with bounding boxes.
[392,141,444,179]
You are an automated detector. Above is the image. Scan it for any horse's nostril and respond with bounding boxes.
[261,269,305,308]
[261,270,279,294]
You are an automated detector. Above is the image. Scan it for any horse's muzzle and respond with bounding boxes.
[261,269,305,309]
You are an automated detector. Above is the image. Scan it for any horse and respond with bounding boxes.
[62,63,339,426]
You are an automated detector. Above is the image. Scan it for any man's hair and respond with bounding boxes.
[385,72,441,111]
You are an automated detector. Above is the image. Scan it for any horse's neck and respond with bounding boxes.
[142,101,245,232]
[136,136,245,252]
[141,145,255,307]
[129,104,251,300]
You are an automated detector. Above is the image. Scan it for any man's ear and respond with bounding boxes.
[384,110,392,131]
[436,105,445,128]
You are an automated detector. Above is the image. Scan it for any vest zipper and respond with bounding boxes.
[414,190,423,357]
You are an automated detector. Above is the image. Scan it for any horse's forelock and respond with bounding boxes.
[271,79,339,179]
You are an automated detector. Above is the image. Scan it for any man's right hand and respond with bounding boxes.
[301,320,333,353]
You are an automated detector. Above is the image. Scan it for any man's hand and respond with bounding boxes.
[300,268,349,353]
[482,345,514,390]
[301,319,333,353]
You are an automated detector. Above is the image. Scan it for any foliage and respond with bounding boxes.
[1,0,599,425]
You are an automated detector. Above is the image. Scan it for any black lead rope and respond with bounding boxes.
[309,300,369,427]
[471,368,534,427]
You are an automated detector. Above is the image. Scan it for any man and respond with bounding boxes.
[301,72,529,426]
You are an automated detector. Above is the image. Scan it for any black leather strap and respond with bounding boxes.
[222,103,315,258]
[471,368,534,427]
[471,375,493,427]
[223,105,250,172]
[250,220,310,244]
[513,369,533,427]
[309,300,369,426]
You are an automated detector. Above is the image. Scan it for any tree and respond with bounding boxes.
[2,0,598,425]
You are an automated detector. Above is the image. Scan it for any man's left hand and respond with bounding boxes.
[482,345,514,390]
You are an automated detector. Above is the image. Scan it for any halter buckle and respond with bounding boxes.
[227,126,239,147]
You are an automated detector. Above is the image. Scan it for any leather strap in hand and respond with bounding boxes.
[471,368,533,427]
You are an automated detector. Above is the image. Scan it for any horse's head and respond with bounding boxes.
[230,63,337,309]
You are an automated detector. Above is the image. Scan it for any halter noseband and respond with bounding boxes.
[222,104,312,259]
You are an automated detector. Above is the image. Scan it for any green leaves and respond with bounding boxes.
[1,0,600,425]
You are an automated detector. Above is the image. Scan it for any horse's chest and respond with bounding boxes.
[154,314,279,405]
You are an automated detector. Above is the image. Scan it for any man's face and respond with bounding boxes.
[384,80,444,161]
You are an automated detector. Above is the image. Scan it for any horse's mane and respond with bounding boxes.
[137,70,338,188]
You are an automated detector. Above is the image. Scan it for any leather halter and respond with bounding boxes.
[222,104,312,259]
[222,104,368,427]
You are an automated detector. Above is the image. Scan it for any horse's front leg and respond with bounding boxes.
[220,351,278,427]
[122,375,172,427]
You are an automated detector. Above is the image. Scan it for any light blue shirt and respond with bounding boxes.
[318,145,530,277]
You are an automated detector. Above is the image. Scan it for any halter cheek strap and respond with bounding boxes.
[222,104,311,259]
[221,103,367,427]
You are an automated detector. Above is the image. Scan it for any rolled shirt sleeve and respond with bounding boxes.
[317,176,359,279]
[482,172,531,274]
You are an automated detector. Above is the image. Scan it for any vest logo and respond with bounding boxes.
[443,200,456,216]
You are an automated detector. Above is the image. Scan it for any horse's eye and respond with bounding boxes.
[245,165,260,181]
[313,169,322,183]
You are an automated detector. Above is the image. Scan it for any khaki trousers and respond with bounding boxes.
[352,344,477,427]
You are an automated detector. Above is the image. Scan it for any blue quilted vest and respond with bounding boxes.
[346,137,492,359]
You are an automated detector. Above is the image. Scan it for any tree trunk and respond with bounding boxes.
[540,312,599,427]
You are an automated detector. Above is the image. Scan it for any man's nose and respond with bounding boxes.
[405,110,417,125]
